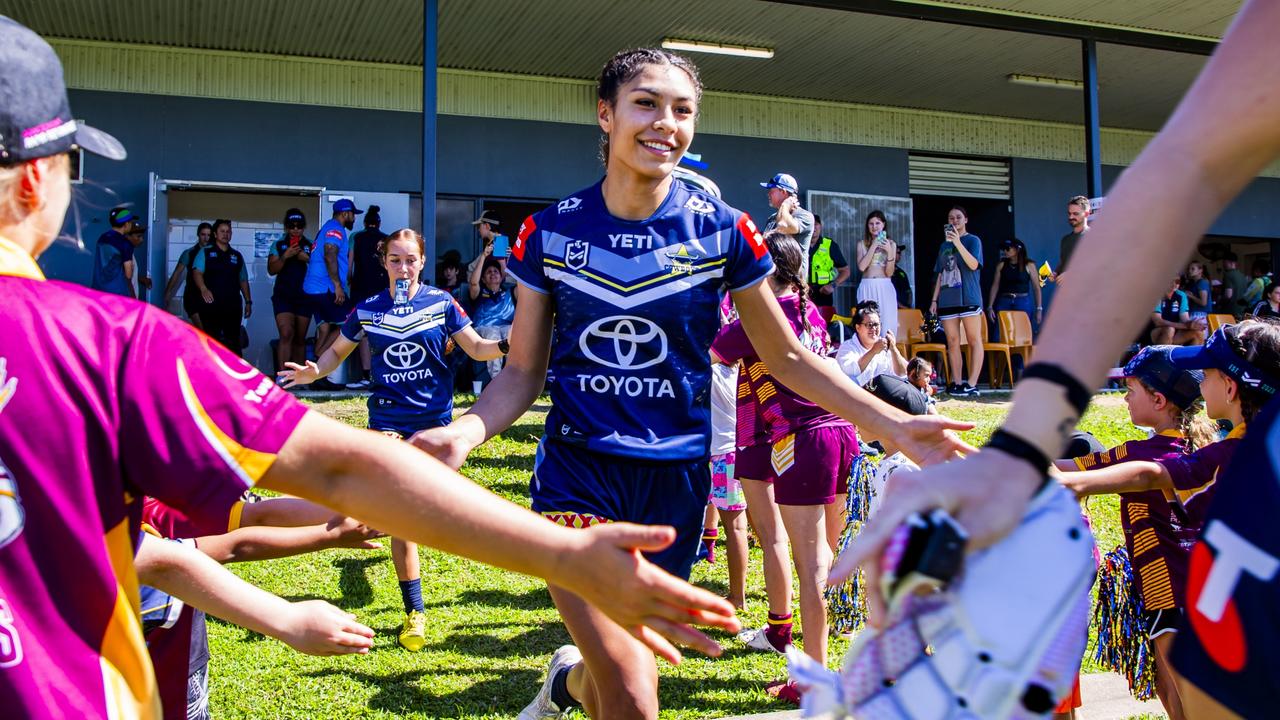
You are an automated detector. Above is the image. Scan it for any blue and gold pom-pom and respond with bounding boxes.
[1091,545,1156,700]
[825,454,878,634]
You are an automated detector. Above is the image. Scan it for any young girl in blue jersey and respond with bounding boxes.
[279,228,507,651]
[411,48,972,720]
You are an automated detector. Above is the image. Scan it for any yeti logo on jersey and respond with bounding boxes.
[580,316,668,370]
[558,197,583,213]
[684,196,716,214]
[565,241,590,271]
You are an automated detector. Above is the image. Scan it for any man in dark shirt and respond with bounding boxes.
[91,206,139,297]
[346,206,388,389]
[1057,195,1091,279]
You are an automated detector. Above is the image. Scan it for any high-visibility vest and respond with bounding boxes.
[810,236,836,285]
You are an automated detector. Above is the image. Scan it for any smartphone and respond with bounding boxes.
[491,235,510,258]
[944,223,954,235]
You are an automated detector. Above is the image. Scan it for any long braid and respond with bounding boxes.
[761,230,818,349]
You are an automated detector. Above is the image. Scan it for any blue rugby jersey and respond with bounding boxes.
[507,179,774,461]
[340,286,471,429]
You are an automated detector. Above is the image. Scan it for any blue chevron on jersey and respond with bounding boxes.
[340,285,470,429]
[507,179,773,461]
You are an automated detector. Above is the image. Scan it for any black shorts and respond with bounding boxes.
[938,305,981,320]
[1143,607,1182,640]
[183,295,204,320]
[271,295,309,318]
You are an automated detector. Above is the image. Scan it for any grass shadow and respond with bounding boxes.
[425,623,571,658]
[333,555,384,609]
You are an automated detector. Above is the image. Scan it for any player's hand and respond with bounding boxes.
[278,361,320,388]
[334,288,347,305]
[829,449,1040,626]
[201,288,214,304]
[276,600,374,655]
[560,523,742,664]
[325,515,386,549]
[895,414,976,467]
[408,424,477,471]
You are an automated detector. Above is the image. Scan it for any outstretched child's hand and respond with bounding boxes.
[558,523,742,665]
[276,600,374,656]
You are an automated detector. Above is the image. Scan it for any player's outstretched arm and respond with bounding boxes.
[410,286,552,469]
[451,325,505,362]
[263,411,741,663]
[835,0,1280,619]
[134,534,375,656]
[731,279,974,466]
[195,518,384,564]
[1057,462,1170,498]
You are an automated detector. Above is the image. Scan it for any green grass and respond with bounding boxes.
[207,392,1147,719]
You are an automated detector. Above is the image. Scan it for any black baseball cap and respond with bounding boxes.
[1108,345,1204,410]
[0,16,126,166]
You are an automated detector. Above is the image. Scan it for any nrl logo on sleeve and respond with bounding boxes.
[684,196,715,214]
[558,197,583,213]
[565,241,590,270]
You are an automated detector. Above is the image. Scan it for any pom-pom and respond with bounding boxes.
[1091,545,1156,700]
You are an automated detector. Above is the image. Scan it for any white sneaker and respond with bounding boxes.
[737,626,783,654]
[345,378,371,390]
[517,644,582,720]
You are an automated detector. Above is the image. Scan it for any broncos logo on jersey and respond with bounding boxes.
[0,359,24,550]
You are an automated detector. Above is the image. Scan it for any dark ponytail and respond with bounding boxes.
[762,230,818,348]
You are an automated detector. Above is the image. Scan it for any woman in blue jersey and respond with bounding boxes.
[278,228,507,651]
[412,48,971,720]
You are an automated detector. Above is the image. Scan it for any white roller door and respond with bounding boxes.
[909,155,1010,200]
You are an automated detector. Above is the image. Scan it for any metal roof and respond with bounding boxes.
[1,0,1243,130]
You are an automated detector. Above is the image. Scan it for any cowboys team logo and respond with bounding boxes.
[663,244,702,275]
[565,241,590,271]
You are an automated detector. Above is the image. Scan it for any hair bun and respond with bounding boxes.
[369,205,381,213]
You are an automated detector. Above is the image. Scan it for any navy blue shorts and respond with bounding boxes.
[530,439,710,580]
[271,294,310,318]
[369,416,449,439]
[307,291,353,325]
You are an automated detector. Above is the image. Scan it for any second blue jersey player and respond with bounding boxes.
[279,228,506,651]
[413,48,972,720]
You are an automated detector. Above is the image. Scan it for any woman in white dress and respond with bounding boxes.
[856,210,899,337]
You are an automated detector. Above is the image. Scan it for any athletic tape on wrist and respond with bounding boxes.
[1021,363,1091,417]
[985,429,1052,491]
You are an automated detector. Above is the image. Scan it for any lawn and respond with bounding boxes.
[207,391,1145,719]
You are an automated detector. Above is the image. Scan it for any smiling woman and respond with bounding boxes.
[409,47,973,719]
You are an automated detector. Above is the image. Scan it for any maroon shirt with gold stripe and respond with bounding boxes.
[1074,431,1198,609]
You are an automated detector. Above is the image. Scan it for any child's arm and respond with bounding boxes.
[1058,461,1172,498]
[239,496,340,528]
[195,517,384,564]
[135,534,374,656]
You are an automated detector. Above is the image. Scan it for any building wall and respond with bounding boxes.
[46,90,1280,298]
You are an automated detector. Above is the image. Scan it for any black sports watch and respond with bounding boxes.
[498,338,510,355]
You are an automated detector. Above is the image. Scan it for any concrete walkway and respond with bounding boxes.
[723,672,1166,720]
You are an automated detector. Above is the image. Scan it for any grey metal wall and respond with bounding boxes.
[45,90,1280,296]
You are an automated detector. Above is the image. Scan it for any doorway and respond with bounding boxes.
[910,195,1015,311]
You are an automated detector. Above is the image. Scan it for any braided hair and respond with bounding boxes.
[762,230,819,350]
[1138,379,1217,453]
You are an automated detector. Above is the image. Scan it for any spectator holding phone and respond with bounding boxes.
[468,244,515,388]
[468,211,511,282]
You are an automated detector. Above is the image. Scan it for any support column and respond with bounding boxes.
[422,0,438,262]
[1081,38,1102,199]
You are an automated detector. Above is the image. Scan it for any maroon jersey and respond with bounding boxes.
[1074,431,1196,609]
[1161,424,1246,528]
[0,236,307,719]
[711,293,847,448]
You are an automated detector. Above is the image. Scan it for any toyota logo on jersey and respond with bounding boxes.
[579,316,668,370]
[384,342,426,370]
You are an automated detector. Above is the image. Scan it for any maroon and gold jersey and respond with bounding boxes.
[0,236,307,719]
[1074,431,1197,609]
